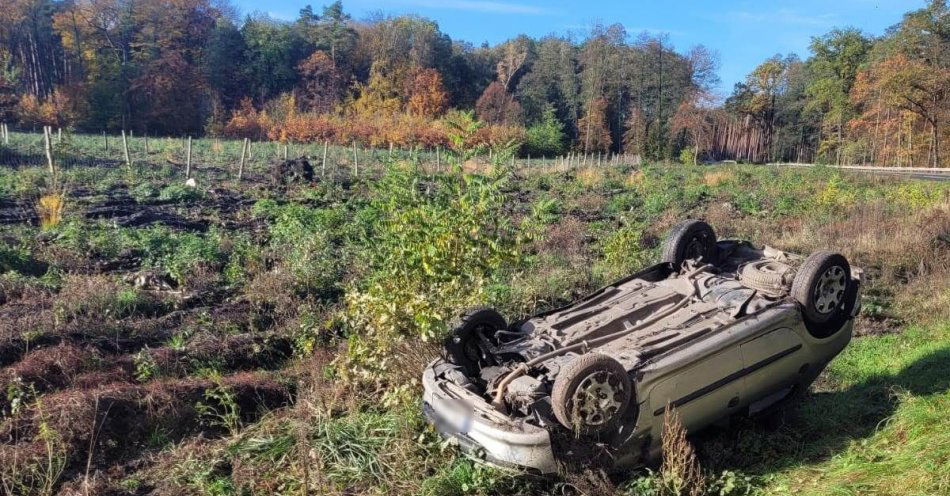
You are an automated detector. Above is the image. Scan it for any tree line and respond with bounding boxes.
[720,0,949,167]
[0,0,947,166]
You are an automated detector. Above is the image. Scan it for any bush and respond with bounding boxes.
[258,202,350,297]
[0,242,33,274]
[523,107,566,158]
[342,164,524,381]
[679,147,696,165]
[159,184,203,202]
[594,221,651,282]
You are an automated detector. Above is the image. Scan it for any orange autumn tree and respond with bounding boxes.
[475,81,522,125]
[298,50,346,114]
[406,67,448,118]
[851,54,949,168]
[578,97,612,153]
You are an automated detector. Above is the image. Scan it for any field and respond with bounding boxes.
[0,132,948,495]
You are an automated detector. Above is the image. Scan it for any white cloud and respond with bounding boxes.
[399,0,549,15]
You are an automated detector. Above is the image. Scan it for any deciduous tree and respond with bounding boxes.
[298,50,345,113]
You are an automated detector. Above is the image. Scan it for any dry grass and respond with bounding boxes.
[702,170,734,187]
[660,407,705,496]
[36,194,65,229]
[576,167,605,188]
[624,169,644,188]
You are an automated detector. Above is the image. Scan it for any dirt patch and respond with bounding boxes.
[0,372,294,488]
[272,158,315,184]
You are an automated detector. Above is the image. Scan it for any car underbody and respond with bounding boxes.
[423,222,862,473]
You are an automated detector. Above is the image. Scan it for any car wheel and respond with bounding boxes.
[443,306,506,375]
[791,252,854,338]
[739,260,794,294]
[661,220,717,267]
[552,353,632,435]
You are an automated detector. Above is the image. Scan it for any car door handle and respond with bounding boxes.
[728,396,740,408]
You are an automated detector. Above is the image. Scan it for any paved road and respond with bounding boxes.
[854,170,950,182]
[767,163,950,182]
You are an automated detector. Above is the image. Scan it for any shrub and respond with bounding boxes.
[594,221,651,282]
[36,193,65,229]
[679,147,696,165]
[0,242,33,274]
[342,164,523,381]
[159,184,203,202]
[259,202,350,297]
[120,226,225,285]
[523,107,566,157]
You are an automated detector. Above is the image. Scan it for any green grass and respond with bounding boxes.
[763,322,950,495]
[1,131,948,494]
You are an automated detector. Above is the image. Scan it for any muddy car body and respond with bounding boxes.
[422,221,862,473]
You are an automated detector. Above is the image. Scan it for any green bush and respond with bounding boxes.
[256,201,350,297]
[159,183,203,202]
[523,107,566,158]
[0,242,33,274]
[594,221,652,282]
[342,164,524,380]
[679,147,696,165]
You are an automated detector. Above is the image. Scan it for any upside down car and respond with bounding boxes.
[422,220,862,473]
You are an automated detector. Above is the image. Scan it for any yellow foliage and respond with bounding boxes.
[37,194,65,229]
[816,177,856,208]
[624,170,644,188]
[703,170,734,187]
[576,167,604,188]
[885,183,943,209]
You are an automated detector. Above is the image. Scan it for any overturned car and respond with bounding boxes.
[422,220,861,473]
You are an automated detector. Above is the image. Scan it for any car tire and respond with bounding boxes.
[739,260,793,294]
[552,353,632,435]
[660,220,717,267]
[791,252,854,338]
[443,306,506,375]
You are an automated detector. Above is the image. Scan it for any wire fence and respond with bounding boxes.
[0,126,641,183]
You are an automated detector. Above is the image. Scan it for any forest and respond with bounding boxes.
[1,2,949,495]
[1,0,948,167]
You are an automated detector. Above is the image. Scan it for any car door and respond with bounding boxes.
[647,346,744,431]
[738,327,804,404]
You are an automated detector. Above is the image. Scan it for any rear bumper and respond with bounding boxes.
[422,362,558,474]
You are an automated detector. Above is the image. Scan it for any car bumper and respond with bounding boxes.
[421,361,558,474]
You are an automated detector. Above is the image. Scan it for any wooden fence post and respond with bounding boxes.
[321,140,328,178]
[436,146,441,171]
[185,136,192,178]
[57,127,62,143]
[104,131,109,153]
[352,141,358,177]
[121,129,132,168]
[144,135,149,155]
[44,126,55,176]
[238,137,248,181]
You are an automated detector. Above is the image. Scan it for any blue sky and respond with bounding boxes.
[234,0,927,94]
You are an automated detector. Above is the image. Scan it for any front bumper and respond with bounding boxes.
[421,361,558,473]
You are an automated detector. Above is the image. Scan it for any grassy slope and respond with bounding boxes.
[766,320,949,496]
[2,131,949,495]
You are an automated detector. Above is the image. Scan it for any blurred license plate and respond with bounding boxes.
[444,399,474,434]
